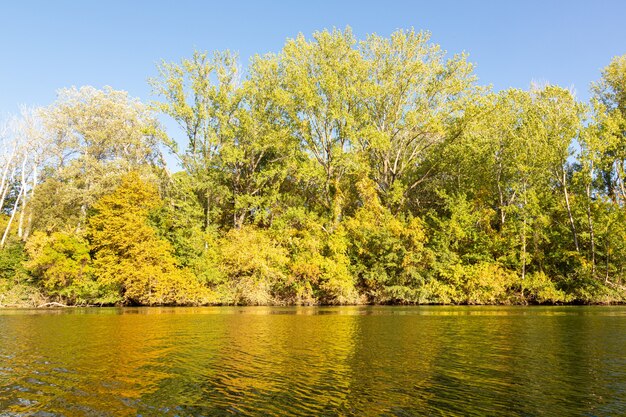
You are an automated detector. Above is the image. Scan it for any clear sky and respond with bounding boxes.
[1,0,625,116]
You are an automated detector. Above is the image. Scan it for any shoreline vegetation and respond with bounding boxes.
[1,300,625,309]
[1,28,626,307]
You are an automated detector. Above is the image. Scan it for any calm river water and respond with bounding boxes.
[0,306,625,416]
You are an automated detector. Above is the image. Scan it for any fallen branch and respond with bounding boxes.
[37,302,69,308]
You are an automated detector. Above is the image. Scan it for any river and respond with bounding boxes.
[0,306,624,416]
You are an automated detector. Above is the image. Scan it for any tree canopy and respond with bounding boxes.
[1,28,625,306]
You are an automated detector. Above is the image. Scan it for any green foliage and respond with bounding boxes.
[344,179,430,303]
[271,208,360,305]
[218,226,289,305]
[88,172,207,305]
[35,86,164,233]
[25,231,96,304]
[0,240,42,307]
[0,240,27,281]
[2,35,626,307]
[0,280,44,307]
[522,272,571,304]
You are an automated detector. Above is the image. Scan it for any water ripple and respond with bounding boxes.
[0,306,625,416]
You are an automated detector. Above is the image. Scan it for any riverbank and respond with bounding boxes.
[3,267,625,308]
[2,284,624,308]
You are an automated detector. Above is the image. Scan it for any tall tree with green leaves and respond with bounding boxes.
[150,51,240,230]
[590,55,626,205]
[278,28,367,226]
[35,86,163,233]
[358,29,479,212]
[221,56,296,228]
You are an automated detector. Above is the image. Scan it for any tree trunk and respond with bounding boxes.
[615,160,626,205]
[562,170,579,252]
[496,155,506,229]
[521,186,527,281]
[605,241,610,283]
[205,192,211,230]
[233,208,246,229]
[17,199,25,239]
[204,191,211,250]
[1,155,27,247]
[0,164,17,213]
[23,164,37,241]
[1,189,22,247]
[0,149,17,211]
[585,162,596,277]
[521,217,527,280]
[17,158,28,239]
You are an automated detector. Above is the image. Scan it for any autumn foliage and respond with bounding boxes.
[1,29,625,306]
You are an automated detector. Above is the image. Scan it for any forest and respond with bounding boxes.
[1,28,625,306]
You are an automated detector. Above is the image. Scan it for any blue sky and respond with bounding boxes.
[1,0,624,116]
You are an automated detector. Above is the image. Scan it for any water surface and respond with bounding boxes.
[0,306,624,416]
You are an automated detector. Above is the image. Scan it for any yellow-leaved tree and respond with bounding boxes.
[88,172,206,305]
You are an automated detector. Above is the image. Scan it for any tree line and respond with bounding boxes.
[1,28,625,306]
